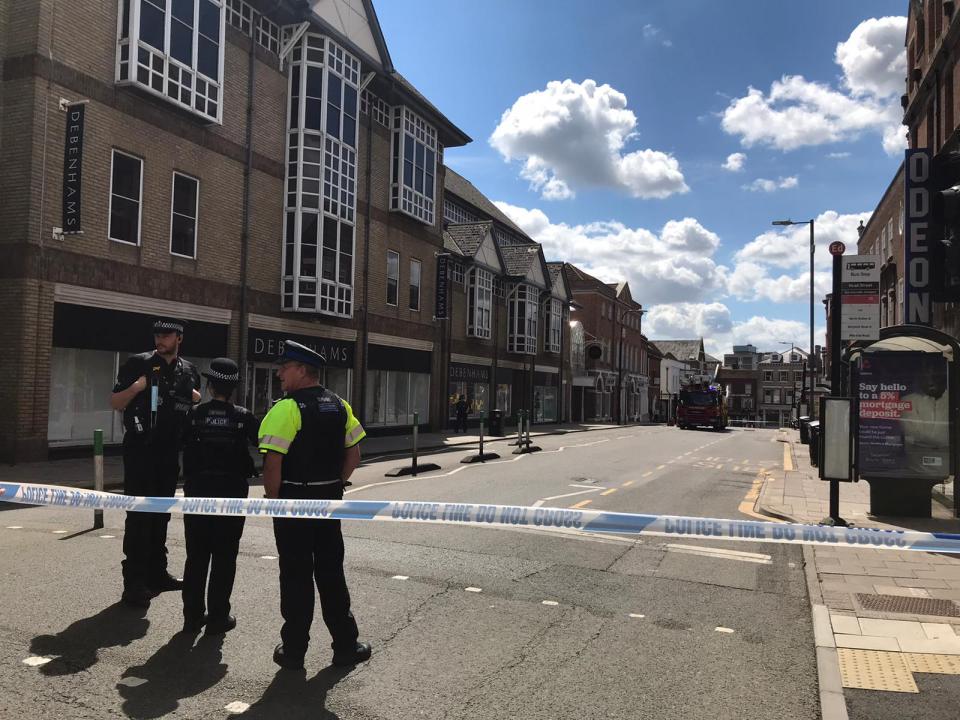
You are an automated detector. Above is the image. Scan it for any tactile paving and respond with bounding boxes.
[903,653,960,675]
[855,594,960,617]
[837,648,919,693]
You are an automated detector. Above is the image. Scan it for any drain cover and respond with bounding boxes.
[855,593,960,617]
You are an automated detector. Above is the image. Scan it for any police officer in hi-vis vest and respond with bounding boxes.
[110,317,201,607]
[181,358,259,635]
[258,340,371,670]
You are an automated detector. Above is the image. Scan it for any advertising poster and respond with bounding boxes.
[858,351,951,479]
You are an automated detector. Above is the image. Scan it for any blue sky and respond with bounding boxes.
[376,0,907,356]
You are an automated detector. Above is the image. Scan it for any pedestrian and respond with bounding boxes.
[258,340,371,670]
[110,317,201,608]
[455,394,468,433]
[180,358,259,635]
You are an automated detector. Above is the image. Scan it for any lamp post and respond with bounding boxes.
[616,306,645,425]
[772,218,816,418]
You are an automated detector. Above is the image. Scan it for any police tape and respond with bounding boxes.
[2,481,960,553]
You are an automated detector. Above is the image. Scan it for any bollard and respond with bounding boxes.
[93,429,104,530]
[479,412,485,461]
[412,411,419,476]
[516,412,524,447]
[525,413,532,448]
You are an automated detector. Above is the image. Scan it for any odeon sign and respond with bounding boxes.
[904,149,933,325]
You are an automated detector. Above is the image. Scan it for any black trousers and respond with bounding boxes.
[273,515,359,659]
[182,514,245,620]
[121,442,179,591]
[456,414,468,432]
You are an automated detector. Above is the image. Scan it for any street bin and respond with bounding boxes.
[808,420,820,467]
[799,416,811,445]
[488,409,504,437]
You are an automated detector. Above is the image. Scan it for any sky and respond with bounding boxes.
[375,0,908,358]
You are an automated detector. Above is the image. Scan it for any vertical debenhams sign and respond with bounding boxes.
[904,149,932,325]
[61,103,85,234]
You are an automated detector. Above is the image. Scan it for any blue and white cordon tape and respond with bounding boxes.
[2,481,960,554]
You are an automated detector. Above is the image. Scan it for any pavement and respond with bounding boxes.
[757,429,960,720]
[0,421,633,491]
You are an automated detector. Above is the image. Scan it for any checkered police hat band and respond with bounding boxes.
[154,321,184,333]
[207,369,239,382]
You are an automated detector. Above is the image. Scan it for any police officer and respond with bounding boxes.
[258,340,371,670]
[181,358,259,635]
[110,317,201,607]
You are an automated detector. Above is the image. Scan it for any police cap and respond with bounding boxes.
[202,357,240,384]
[153,316,185,335]
[275,339,325,368]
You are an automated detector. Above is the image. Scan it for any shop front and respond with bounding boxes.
[365,342,431,430]
[48,296,229,447]
[246,327,354,417]
[448,362,491,425]
[533,369,559,424]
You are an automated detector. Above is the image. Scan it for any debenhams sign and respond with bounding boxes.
[248,329,353,368]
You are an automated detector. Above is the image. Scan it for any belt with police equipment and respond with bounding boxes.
[282,478,342,486]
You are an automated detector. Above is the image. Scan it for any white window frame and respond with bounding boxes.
[108,149,143,246]
[443,199,479,225]
[409,258,422,312]
[390,105,437,225]
[386,250,399,307]
[451,262,464,285]
[169,171,199,259]
[508,284,538,354]
[546,297,562,353]
[116,0,226,124]
[467,267,493,339]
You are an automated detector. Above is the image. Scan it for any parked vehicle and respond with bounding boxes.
[677,382,728,431]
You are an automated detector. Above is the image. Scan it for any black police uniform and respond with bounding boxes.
[181,374,259,630]
[260,340,369,668]
[114,335,199,599]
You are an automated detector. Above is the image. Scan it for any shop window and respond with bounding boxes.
[390,106,437,225]
[365,370,430,426]
[386,250,399,306]
[117,0,225,124]
[170,172,199,258]
[448,382,488,420]
[409,259,421,311]
[467,267,492,338]
[495,384,511,416]
[109,150,143,245]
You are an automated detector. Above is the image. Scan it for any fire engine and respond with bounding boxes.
[676,375,728,431]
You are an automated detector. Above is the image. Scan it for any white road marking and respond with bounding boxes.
[224,701,250,714]
[260,555,278,560]
[715,627,735,634]
[533,487,603,507]
[6,526,22,530]
[99,534,115,539]
[22,656,53,667]
[392,575,409,580]
[175,490,185,497]
[628,613,646,619]
[465,587,482,593]
[568,483,606,489]
[665,544,772,564]
[656,465,666,470]
[541,600,559,606]
[117,676,148,687]
[52,530,68,534]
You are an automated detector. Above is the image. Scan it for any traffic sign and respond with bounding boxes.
[829,241,846,256]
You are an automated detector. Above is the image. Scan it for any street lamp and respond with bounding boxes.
[772,218,816,418]
[616,307,645,425]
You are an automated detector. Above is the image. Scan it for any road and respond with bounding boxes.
[0,426,820,719]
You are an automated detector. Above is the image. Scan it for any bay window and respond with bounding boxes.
[545,297,562,353]
[390,106,437,225]
[467,268,492,338]
[116,0,225,124]
[508,284,538,354]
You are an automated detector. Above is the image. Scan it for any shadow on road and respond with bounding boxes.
[30,602,150,676]
[117,631,227,719]
[241,665,352,720]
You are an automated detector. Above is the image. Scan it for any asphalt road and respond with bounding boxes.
[0,426,820,719]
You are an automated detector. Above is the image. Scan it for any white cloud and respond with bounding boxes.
[721,16,906,156]
[827,152,851,159]
[723,152,746,172]
[642,24,672,47]
[490,79,689,200]
[743,175,798,192]
[645,303,825,359]
[734,210,871,271]
[494,201,724,305]
[836,16,908,98]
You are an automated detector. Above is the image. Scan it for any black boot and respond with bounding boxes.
[149,572,184,593]
[273,643,305,670]
[332,641,372,667]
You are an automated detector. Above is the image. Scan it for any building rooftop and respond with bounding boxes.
[443,168,529,239]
